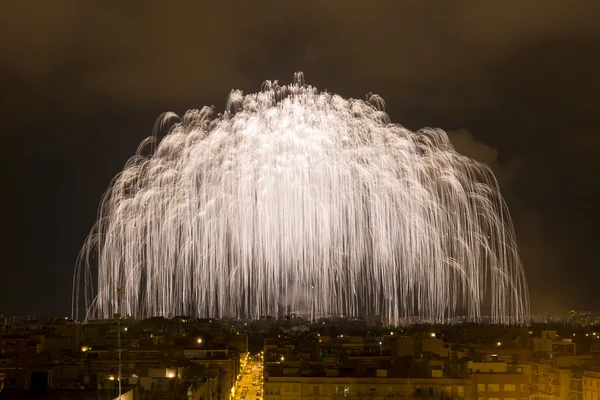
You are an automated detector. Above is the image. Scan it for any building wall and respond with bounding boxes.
[0,336,39,360]
[471,373,529,400]
[468,361,507,374]
[530,362,572,399]
[50,324,82,350]
[533,338,576,356]
[191,377,219,400]
[264,376,470,400]
[421,339,450,358]
[393,338,417,357]
[583,371,600,400]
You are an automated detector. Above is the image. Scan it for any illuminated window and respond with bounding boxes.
[477,384,485,392]
[520,384,527,391]
[488,384,500,392]
[504,384,516,391]
[334,386,350,397]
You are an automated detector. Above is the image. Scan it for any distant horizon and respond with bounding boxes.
[3,311,599,322]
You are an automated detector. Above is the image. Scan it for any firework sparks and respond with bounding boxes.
[73,73,529,324]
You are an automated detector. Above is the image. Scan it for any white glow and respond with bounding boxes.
[73,72,529,324]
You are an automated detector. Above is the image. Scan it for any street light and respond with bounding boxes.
[197,338,203,350]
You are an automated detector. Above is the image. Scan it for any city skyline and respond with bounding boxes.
[1,1,600,316]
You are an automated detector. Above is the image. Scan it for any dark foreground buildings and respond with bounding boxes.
[1,314,600,399]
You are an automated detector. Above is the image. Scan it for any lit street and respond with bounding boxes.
[234,357,263,400]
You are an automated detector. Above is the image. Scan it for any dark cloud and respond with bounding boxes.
[446,129,593,315]
[1,0,599,316]
[448,130,499,167]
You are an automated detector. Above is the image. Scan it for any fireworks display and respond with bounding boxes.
[73,73,529,324]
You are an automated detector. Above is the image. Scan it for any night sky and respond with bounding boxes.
[1,1,599,317]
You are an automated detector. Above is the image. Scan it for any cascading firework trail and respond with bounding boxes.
[73,72,529,324]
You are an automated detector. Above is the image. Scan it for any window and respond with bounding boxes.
[457,386,464,395]
[334,386,350,397]
[520,384,527,391]
[488,384,500,392]
[477,384,485,392]
[504,384,516,391]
